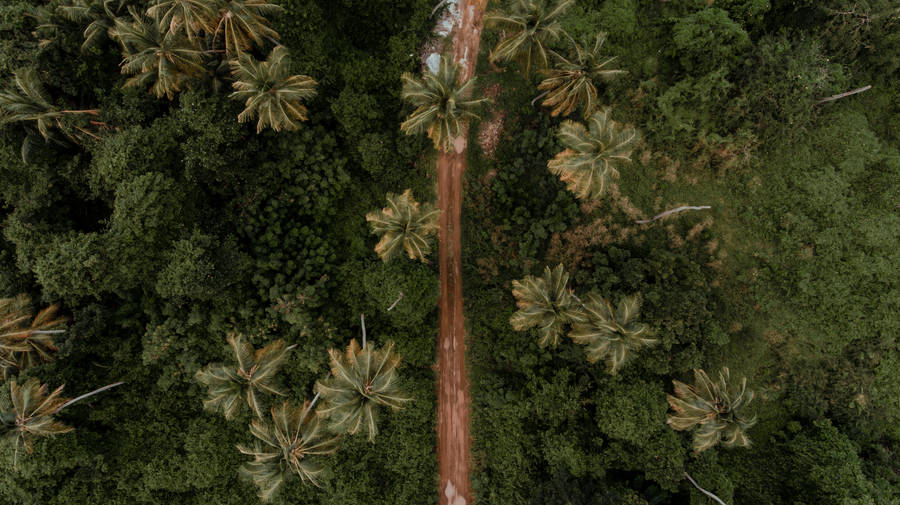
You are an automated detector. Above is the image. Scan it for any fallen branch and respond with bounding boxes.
[361,313,366,349]
[386,292,404,311]
[531,90,550,107]
[56,382,125,413]
[636,205,711,224]
[814,85,872,105]
[684,472,729,505]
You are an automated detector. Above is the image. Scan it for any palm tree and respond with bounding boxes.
[568,293,656,374]
[58,0,128,51]
[509,264,585,348]
[0,294,66,379]
[547,108,639,201]
[400,54,487,151]
[229,45,317,133]
[484,0,574,76]
[0,68,100,141]
[147,0,217,41]
[212,0,282,56]
[538,32,625,117]
[111,9,206,100]
[195,333,292,420]
[365,189,441,263]
[0,378,72,465]
[238,401,341,501]
[315,339,410,441]
[667,367,756,453]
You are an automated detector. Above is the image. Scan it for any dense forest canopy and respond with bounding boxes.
[0,0,897,504]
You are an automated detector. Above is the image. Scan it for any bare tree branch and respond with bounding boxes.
[56,382,125,413]
[684,472,729,505]
[815,85,872,105]
[387,292,405,311]
[636,205,711,224]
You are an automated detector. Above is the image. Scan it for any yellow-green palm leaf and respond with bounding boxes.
[0,378,72,461]
[195,333,291,420]
[212,0,282,56]
[666,367,756,453]
[147,0,218,40]
[509,264,585,348]
[315,339,410,442]
[0,68,99,141]
[365,189,440,263]
[111,9,206,99]
[568,293,655,374]
[400,54,487,151]
[229,45,317,133]
[237,401,340,501]
[547,108,639,201]
[538,32,625,117]
[484,0,573,76]
[0,294,66,379]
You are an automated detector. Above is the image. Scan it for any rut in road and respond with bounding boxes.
[435,1,487,504]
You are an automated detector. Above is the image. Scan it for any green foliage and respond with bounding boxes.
[365,189,440,263]
[671,8,750,74]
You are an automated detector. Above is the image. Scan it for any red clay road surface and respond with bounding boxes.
[436,1,487,504]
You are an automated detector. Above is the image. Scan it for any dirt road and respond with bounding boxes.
[436,1,487,504]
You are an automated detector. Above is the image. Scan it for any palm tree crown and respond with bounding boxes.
[315,339,410,441]
[0,294,66,379]
[238,401,341,501]
[400,54,487,151]
[509,264,585,348]
[667,367,756,453]
[212,0,283,56]
[195,333,291,420]
[568,293,656,374]
[365,189,441,263]
[484,0,574,76]
[0,68,99,141]
[538,32,625,117]
[58,0,128,51]
[229,45,317,133]
[547,108,639,201]
[147,0,218,41]
[111,9,206,99]
[0,378,73,463]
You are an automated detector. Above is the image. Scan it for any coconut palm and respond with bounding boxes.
[212,0,282,55]
[547,108,639,201]
[58,0,128,51]
[0,68,100,141]
[568,293,656,374]
[365,189,441,263]
[0,378,72,464]
[400,54,487,151]
[509,264,585,348]
[484,0,574,76]
[315,339,410,441]
[229,45,317,133]
[238,401,341,500]
[538,32,625,117]
[147,0,217,40]
[195,333,291,420]
[667,367,756,453]
[0,294,66,379]
[111,9,206,99]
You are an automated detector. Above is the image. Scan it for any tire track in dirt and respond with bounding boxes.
[436,1,487,504]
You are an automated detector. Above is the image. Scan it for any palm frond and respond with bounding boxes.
[315,339,410,441]
[568,292,655,373]
[0,294,66,378]
[538,32,625,117]
[212,0,282,56]
[147,0,218,40]
[1,378,72,465]
[484,0,574,76]
[666,367,757,453]
[229,45,317,133]
[509,264,584,348]
[365,189,440,263]
[547,108,639,201]
[400,54,487,151]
